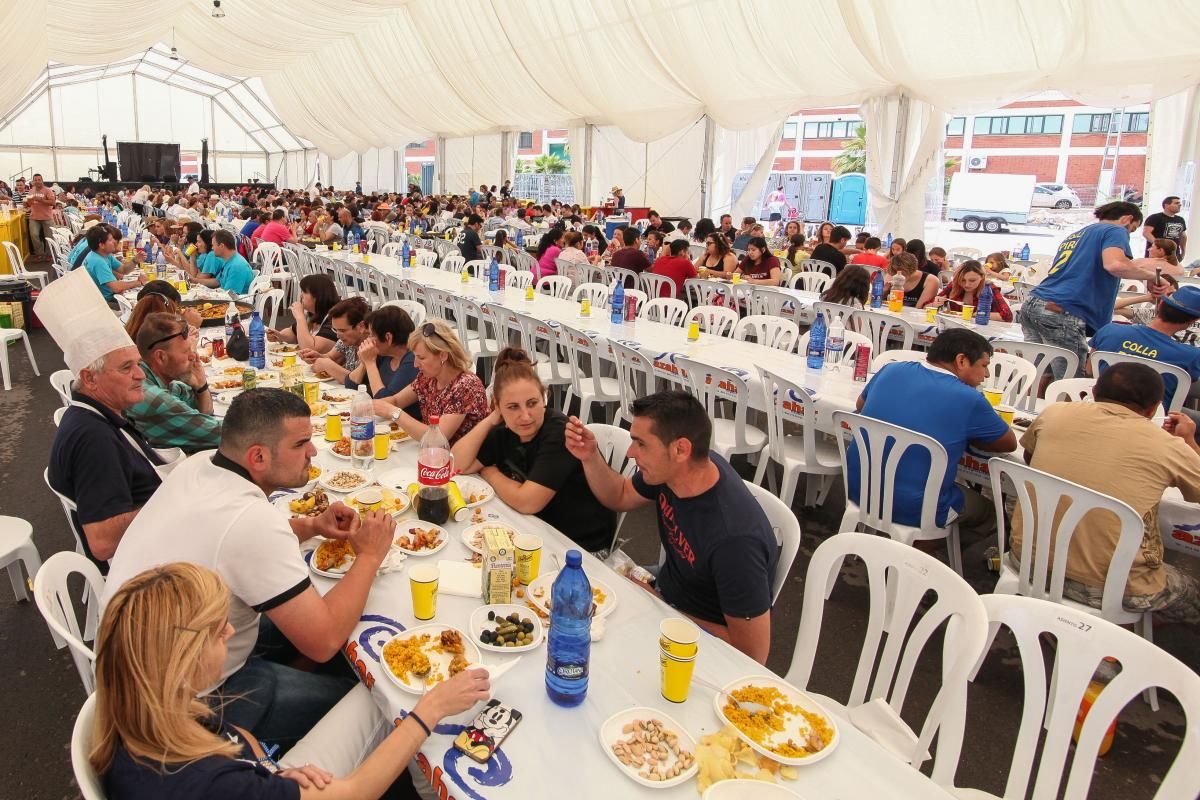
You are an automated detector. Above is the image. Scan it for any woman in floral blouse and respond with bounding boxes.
[373,319,488,444]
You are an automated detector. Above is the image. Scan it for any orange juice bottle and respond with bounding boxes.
[1072,680,1116,756]
[887,272,904,312]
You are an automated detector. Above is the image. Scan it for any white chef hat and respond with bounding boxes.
[34,269,135,376]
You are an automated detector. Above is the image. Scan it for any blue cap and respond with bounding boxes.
[565,549,582,568]
[1162,285,1200,318]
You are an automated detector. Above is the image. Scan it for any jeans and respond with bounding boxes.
[212,617,357,754]
[1019,296,1088,380]
[27,217,52,257]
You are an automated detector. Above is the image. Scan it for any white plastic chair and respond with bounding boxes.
[572,282,610,308]
[987,458,1157,708]
[683,278,727,308]
[505,269,534,290]
[933,594,1200,799]
[72,694,105,800]
[415,249,438,268]
[610,340,656,426]
[609,267,639,290]
[748,287,797,320]
[0,326,41,390]
[797,329,871,367]
[684,305,738,338]
[50,369,74,407]
[589,423,636,547]
[987,351,1038,408]
[254,288,285,330]
[990,341,1079,410]
[674,355,767,461]
[797,258,836,278]
[463,259,491,280]
[833,411,964,574]
[871,350,927,372]
[559,322,620,424]
[381,299,426,328]
[787,533,988,770]
[0,516,42,603]
[510,310,572,399]
[449,295,501,371]
[753,365,842,508]
[789,271,832,293]
[733,315,799,352]
[638,297,687,326]
[639,272,677,299]
[33,550,104,694]
[537,274,573,299]
[2,240,48,289]
[381,242,402,258]
[441,253,466,274]
[743,480,802,605]
[849,307,916,354]
[1088,349,1192,413]
[1044,377,1094,403]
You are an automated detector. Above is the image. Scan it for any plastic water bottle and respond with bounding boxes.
[489,257,500,291]
[401,240,411,270]
[610,282,625,325]
[885,232,893,249]
[416,417,452,524]
[119,222,128,238]
[224,301,238,340]
[807,312,827,370]
[870,269,884,309]
[545,549,592,707]
[350,385,375,471]
[975,283,993,326]
[1021,243,1030,261]
[645,242,657,265]
[248,311,266,369]
[516,228,525,249]
[825,313,845,371]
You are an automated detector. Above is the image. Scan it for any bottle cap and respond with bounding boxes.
[565,549,582,567]
[428,415,440,425]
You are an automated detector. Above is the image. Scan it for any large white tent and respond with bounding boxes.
[2,0,1199,227]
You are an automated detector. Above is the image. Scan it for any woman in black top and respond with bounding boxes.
[905,238,938,278]
[268,274,339,354]
[451,348,617,554]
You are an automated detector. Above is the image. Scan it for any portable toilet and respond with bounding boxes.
[830,173,867,226]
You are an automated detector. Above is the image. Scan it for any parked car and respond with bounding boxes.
[1032,183,1082,209]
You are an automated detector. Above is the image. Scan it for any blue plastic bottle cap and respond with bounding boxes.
[565,549,582,568]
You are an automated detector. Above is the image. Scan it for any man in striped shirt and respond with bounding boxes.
[127,312,222,453]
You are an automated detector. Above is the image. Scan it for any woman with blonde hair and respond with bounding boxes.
[373,319,488,444]
[451,348,616,554]
[91,563,489,798]
[892,251,940,308]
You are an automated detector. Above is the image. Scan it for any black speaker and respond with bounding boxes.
[101,162,117,180]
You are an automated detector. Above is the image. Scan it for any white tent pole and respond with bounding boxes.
[435,136,446,194]
[889,94,910,201]
[500,132,512,189]
[700,115,715,219]
[46,84,59,181]
[582,124,594,207]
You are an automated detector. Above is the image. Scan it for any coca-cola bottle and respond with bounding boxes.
[416,416,452,524]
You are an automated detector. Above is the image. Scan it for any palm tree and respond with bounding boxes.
[832,125,866,175]
[532,154,569,174]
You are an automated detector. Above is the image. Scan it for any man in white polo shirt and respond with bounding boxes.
[102,388,396,751]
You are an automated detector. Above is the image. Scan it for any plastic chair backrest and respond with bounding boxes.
[674,355,756,452]
[639,297,687,326]
[743,480,801,605]
[415,249,438,268]
[441,254,466,273]
[849,307,915,353]
[683,278,726,308]
[684,305,738,337]
[381,299,426,328]
[381,242,401,258]
[813,300,860,329]
[536,274,573,299]
[789,271,832,293]
[505,269,534,290]
[72,694,106,800]
[572,282,610,308]
[34,550,105,694]
[2,240,26,273]
[733,314,799,352]
[463,259,490,280]
[832,410,948,535]
[1044,378,1093,403]
[789,532,988,771]
[988,351,1038,408]
[50,369,74,407]
[252,242,283,273]
[798,258,836,278]
[254,288,285,330]
[1088,349,1192,413]
[933,594,1200,799]
[988,458,1144,622]
[559,322,607,401]
[870,350,927,372]
[639,272,676,299]
[609,340,655,423]
[797,329,870,365]
[991,341,1080,411]
[587,422,635,550]
[748,287,796,319]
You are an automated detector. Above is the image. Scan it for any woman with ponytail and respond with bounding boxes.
[450,347,617,555]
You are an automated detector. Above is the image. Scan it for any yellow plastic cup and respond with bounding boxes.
[374,432,391,460]
[658,617,700,658]
[514,533,543,585]
[282,354,297,367]
[961,304,975,320]
[925,306,938,323]
[659,649,697,703]
[525,285,535,301]
[983,388,1002,407]
[324,411,342,442]
[356,487,383,512]
[409,564,439,621]
[303,378,320,404]
[996,404,1016,425]
[461,268,469,284]
[580,298,591,318]
[363,252,370,264]
[731,273,741,284]
[687,321,700,342]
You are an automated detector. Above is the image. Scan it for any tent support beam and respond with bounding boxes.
[500,131,512,189]
[700,115,715,219]
[435,136,446,194]
[582,124,594,207]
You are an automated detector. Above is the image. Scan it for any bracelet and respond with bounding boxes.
[195,383,210,394]
[407,710,432,737]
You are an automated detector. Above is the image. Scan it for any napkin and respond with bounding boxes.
[436,559,483,597]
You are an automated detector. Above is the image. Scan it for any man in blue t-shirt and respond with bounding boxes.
[189,229,255,295]
[80,224,146,301]
[851,329,1016,534]
[1090,285,1200,413]
[1023,201,1177,378]
[563,391,777,665]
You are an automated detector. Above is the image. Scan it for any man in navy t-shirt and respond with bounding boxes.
[564,391,776,664]
[1090,285,1200,413]
[851,329,1016,534]
[1022,201,1177,378]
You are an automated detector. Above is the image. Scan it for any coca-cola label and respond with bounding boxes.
[418,461,452,485]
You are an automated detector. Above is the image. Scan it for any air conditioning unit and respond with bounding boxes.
[967,155,988,170]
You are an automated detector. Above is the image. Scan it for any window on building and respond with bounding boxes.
[1073,113,1111,134]
[1123,112,1149,133]
[802,120,859,139]
[945,117,965,136]
[782,122,798,139]
[972,115,1063,135]
[517,131,534,149]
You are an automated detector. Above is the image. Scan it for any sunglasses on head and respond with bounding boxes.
[420,322,449,346]
[146,316,188,351]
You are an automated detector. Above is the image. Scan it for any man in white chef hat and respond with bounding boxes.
[42,270,165,571]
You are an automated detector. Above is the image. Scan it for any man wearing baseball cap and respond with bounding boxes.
[1090,284,1200,414]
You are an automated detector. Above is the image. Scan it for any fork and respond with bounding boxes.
[689,675,773,715]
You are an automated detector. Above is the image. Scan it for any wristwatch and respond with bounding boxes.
[390,408,402,422]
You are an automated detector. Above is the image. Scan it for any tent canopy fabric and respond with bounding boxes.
[4,0,1198,159]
